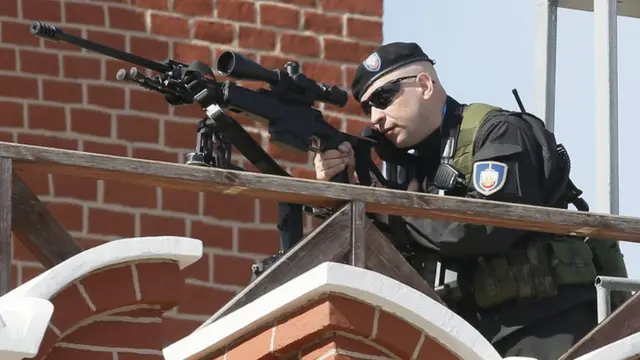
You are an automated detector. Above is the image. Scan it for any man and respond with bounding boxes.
[313,42,630,360]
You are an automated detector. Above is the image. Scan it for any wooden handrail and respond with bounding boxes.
[1,141,640,242]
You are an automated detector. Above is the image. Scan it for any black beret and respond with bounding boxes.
[351,42,434,102]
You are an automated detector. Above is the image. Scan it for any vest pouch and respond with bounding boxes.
[587,238,632,309]
[507,239,558,300]
[548,238,597,287]
[472,257,519,309]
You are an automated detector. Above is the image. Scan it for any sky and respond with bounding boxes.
[382,0,640,279]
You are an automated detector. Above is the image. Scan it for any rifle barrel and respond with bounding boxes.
[30,21,171,74]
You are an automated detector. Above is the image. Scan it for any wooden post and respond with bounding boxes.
[0,158,11,295]
[350,201,366,267]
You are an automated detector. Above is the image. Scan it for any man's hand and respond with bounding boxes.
[314,141,356,183]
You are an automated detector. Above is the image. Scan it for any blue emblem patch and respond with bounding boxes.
[472,161,508,196]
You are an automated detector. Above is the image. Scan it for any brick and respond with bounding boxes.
[164,120,197,149]
[51,174,97,200]
[49,283,93,333]
[103,180,157,208]
[347,17,383,42]
[63,55,102,80]
[18,134,78,151]
[0,75,38,100]
[181,255,210,282]
[190,220,233,249]
[70,108,112,137]
[42,347,114,360]
[88,207,135,237]
[130,36,170,62]
[177,283,236,315]
[86,30,127,53]
[132,147,178,162]
[42,80,83,104]
[118,354,165,360]
[28,104,66,132]
[65,1,105,26]
[136,262,183,308]
[83,141,128,156]
[259,3,300,29]
[302,61,342,85]
[161,317,203,345]
[319,0,383,17]
[217,0,256,22]
[139,213,186,236]
[129,89,170,114]
[279,0,315,6]
[0,48,16,70]
[238,228,279,255]
[174,0,214,16]
[14,169,49,196]
[202,193,255,222]
[0,0,18,17]
[81,264,136,312]
[117,114,160,143]
[173,42,213,65]
[161,188,199,214]
[273,296,376,354]
[303,11,342,35]
[22,0,61,22]
[0,101,23,128]
[213,254,254,286]
[324,38,377,63]
[65,319,163,349]
[87,84,125,109]
[108,6,146,32]
[238,26,277,51]
[150,13,190,38]
[133,0,169,10]
[301,335,391,359]
[279,33,319,57]
[373,310,423,358]
[194,21,235,44]
[225,327,274,360]
[1,21,39,47]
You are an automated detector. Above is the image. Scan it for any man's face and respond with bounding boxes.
[359,70,434,148]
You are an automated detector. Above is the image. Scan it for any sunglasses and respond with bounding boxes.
[360,75,418,116]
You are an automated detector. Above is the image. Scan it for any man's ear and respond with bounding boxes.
[416,72,434,99]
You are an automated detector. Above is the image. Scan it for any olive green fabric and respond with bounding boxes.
[444,103,629,310]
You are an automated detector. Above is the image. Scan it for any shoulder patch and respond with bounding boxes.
[472,161,508,196]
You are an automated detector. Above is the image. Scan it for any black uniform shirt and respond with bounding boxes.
[403,106,548,258]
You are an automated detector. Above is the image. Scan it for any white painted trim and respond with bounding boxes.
[162,262,505,360]
[573,332,640,360]
[0,236,203,360]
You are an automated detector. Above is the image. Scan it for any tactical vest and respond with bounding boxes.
[442,103,631,310]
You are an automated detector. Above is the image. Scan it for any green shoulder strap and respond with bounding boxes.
[451,103,502,182]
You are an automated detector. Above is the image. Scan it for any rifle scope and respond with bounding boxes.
[216,51,349,108]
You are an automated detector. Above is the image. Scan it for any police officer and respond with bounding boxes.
[313,42,630,360]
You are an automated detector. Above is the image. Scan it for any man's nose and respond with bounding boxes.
[370,107,385,128]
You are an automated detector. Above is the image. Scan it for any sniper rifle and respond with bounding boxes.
[28,21,403,265]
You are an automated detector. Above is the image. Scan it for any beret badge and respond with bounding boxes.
[363,52,381,72]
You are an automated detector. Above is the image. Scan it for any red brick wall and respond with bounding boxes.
[0,0,383,355]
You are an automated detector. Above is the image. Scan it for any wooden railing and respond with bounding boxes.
[0,140,639,359]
